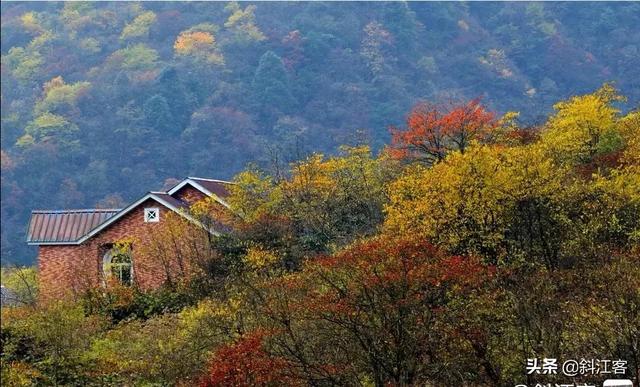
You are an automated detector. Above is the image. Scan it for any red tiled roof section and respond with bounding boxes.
[190,178,233,198]
[27,209,120,243]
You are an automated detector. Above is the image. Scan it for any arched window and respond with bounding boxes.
[103,245,133,286]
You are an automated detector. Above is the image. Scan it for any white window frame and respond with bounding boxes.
[102,246,134,286]
[144,207,160,223]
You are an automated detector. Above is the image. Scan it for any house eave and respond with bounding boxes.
[27,241,82,246]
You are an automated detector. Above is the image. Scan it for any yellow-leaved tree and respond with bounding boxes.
[227,146,389,267]
[174,24,224,65]
[385,143,566,265]
[541,83,626,165]
[224,2,266,43]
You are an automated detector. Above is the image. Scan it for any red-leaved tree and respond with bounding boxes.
[240,236,497,386]
[389,98,497,164]
[200,330,300,387]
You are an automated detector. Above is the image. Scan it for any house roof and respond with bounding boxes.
[27,209,120,244]
[167,177,233,206]
[74,191,221,245]
[189,177,232,198]
[27,177,230,246]
[150,192,190,210]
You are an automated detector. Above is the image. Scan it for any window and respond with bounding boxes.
[103,246,133,286]
[144,207,159,222]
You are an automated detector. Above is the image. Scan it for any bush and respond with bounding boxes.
[1,302,107,385]
[80,283,198,324]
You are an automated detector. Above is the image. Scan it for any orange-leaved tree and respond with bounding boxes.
[389,98,497,164]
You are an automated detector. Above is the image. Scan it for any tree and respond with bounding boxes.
[34,76,91,116]
[182,105,261,173]
[108,44,159,71]
[558,252,640,385]
[389,99,497,164]
[242,236,495,386]
[0,266,38,307]
[201,331,299,387]
[20,12,46,36]
[385,87,639,269]
[174,25,224,65]
[224,2,266,44]
[120,11,157,41]
[252,51,295,119]
[228,146,389,263]
[2,46,43,83]
[19,113,79,150]
[88,297,244,384]
[143,94,173,133]
[360,21,394,76]
[541,83,626,165]
[1,302,106,385]
[156,66,192,131]
[384,142,572,266]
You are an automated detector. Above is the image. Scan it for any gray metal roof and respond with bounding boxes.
[26,209,120,244]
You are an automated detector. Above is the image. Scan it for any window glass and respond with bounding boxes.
[103,245,133,286]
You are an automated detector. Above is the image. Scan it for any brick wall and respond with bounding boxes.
[38,244,99,302]
[173,185,207,206]
[38,198,202,302]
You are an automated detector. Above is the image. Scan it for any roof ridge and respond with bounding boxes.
[188,177,234,184]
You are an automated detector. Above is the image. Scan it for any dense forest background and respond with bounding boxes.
[1,1,639,265]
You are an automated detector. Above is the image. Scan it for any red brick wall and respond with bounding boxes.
[38,244,99,302]
[37,198,201,302]
[173,185,207,206]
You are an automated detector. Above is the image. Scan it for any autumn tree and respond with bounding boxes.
[18,113,80,151]
[88,297,246,384]
[389,99,497,164]
[0,302,107,385]
[120,10,156,41]
[240,236,496,386]
[541,83,628,167]
[386,87,639,268]
[0,266,38,307]
[228,146,389,264]
[200,331,300,387]
[223,2,266,44]
[360,21,394,76]
[108,44,159,71]
[34,76,91,116]
[2,46,44,83]
[174,24,224,65]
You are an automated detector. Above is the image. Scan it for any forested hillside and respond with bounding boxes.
[1,1,639,264]
[2,84,639,385]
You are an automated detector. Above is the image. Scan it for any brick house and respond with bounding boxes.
[26,177,232,300]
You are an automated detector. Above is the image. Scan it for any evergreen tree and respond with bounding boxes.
[143,94,173,134]
[251,51,295,121]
